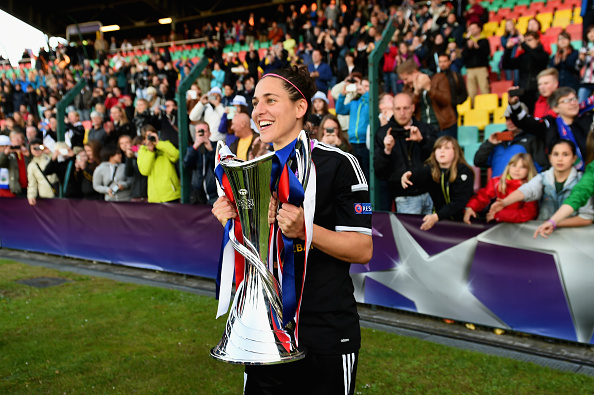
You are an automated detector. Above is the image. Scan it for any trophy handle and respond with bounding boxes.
[215,140,228,197]
[293,130,312,191]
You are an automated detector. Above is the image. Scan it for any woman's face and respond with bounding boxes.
[321,119,340,138]
[434,34,443,45]
[558,35,570,49]
[587,28,594,43]
[549,143,576,172]
[84,145,93,161]
[252,76,306,150]
[509,159,529,181]
[313,98,325,112]
[435,142,455,168]
[110,107,121,120]
[119,136,131,152]
[527,19,540,32]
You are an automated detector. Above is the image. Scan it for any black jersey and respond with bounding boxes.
[293,142,372,355]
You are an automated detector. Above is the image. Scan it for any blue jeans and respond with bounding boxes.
[578,84,594,103]
[395,192,434,215]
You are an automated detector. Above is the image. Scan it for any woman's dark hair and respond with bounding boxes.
[268,65,317,120]
[549,139,577,156]
[100,144,119,162]
[85,140,102,164]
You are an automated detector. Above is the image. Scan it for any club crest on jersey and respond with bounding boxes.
[354,203,372,214]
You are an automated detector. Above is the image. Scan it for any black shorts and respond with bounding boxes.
[244,351,359,395]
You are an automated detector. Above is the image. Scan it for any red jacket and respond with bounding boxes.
[533,95,556,119]
[466,176,538,223]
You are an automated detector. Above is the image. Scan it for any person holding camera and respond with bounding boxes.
[507,86,591,172]
[319,114,351,153]
[183,122,217,205]
[26,139,58,205]
[92,144,132,202]
[189,86,226,143]
[474,103,546,178]
[137,124,181,203]
[335,74,371,180]
[374,93,438,214]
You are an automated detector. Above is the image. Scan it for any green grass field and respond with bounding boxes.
[1,259,593,394]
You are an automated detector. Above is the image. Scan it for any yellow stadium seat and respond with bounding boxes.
[554,9,573,20]
[501,92,509,108]
[493,106,507,124]
[482,21,500,36]
[474,93,500,115]
[552,17,571,29]
[457,97,472,126]
[463,109,490,131]
[536,13,554,30]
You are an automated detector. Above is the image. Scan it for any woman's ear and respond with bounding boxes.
[295,98,308,120]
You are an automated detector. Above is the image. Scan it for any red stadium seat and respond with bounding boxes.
[490,80,514,99]
[565,23,583,41]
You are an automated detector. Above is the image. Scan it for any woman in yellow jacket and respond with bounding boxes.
[137,125,181,203]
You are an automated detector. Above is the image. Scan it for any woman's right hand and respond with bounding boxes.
[463,207,476,224]
[212,196,237,227]
[401,171,413,189]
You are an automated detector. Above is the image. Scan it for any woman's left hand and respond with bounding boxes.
[420,213,439,231]
[276,202,306,239]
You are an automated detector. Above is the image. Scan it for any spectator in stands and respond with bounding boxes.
[268,21,285,45]
[374,93,438,215]
[137,124,181,203]
[378,93,394,128]
[501,31,549,113]
[577,25,594,102]
[308,49,334,94]
[211,61,226,90]
[132,98,159,138]
[397,58,457,138]
[462,22,491,103]
[228,113,258,160]
[40,115,57,153]
[533,68,559,119]
[508,86,591,171]
[335,74,370,180]
[25,125,41,146]
[463,0,487,27]
[464,153,538,224]
[183,121,217,205]
[319,113,351,153]
[123,135,148,202]
[87,111,108,147]
[26,139,58,205]
[154,99,179,148]
[189,87,226,142]
[63,110,85,149]
[549,31,580,92]
[310,91,330,126]
[43,141,77,198]
[474,103,546,177]
[500,19,521,84]
[0,132,30,198]
[108,104,135,146]
[492,140,594,235]
[92,144,131,202]
[400,136,475,230]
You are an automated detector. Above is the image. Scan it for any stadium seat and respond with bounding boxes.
[457,97,472,125]
[536,12,554,28]
[488,35,501,55]
[463,109,490,130]
[484,123,507,141]
[458,125,480,146]
[490,80,514,99]
[565,23,583,41]
[493,106,507,124]
[474,93,499,115]
[462,142,483,166]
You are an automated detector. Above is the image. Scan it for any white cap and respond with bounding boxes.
[311,91,329,104]
[0,135,10,146]
[208,86,222,96]
[231,95,248,106]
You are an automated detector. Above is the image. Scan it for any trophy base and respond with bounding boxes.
[210,346,306,366]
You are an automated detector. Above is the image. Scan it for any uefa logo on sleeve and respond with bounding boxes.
[354,203,372,214]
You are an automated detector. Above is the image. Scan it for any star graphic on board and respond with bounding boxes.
[364,215,508,328]
[478,223,594,344]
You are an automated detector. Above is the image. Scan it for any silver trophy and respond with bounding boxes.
[211,130,312,365]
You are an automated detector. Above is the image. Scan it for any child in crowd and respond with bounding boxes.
[401,136,475,231]
[489,140,594,228]
[464,153,538,224]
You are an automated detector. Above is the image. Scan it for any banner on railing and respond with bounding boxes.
[0,198,592,344]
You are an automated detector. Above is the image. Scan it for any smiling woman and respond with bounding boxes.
[212,65,373,394]
[0,10,48,67]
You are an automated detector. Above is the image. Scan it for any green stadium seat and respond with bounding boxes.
[458,125,480,146]
[484,124,507,141]
[462,142,483,166]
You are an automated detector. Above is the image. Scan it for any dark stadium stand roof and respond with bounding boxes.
[2,0,294,41]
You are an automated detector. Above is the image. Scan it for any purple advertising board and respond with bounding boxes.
[0,198,592,344]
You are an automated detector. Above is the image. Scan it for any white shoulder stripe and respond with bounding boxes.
[315,142,367,186]
[336,225,372,235]
[351,183,368,192]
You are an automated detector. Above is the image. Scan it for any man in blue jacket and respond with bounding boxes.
[308,49,334,94]
[335,75,370,180]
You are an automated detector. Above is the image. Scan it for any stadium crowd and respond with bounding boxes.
[0,0,593,233]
